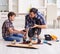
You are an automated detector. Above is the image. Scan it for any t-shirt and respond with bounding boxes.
[25,12,46,28]
[2,19,14,38]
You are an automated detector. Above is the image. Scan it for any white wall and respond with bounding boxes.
[47,4,57,27]
[57,0,60,16]
[18,0,44,13]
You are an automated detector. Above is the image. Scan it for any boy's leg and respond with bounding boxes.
[4,36,21,42]
[4,30,26,42]
[13,34,24,38]
[12,34,27,43]
[12,30,27,43]
[12,30,26,37]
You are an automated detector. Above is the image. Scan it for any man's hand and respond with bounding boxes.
[31,24,38,28]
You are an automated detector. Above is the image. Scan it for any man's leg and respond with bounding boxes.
[36,28,41,44]
[28,28,35,43]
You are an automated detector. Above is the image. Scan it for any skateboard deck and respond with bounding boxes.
[7,43,38,49]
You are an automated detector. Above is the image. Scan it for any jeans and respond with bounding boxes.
[28,28,41,38]
[3,34,24,42]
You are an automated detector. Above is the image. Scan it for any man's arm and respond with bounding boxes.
[37,25,46,28]
[32,24,46,29]
[32,12,47,29]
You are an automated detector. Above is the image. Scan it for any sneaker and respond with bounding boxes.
[23,39,26,44]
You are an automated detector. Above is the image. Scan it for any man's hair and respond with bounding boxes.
[8,12,16,18]
[29,8,38,14]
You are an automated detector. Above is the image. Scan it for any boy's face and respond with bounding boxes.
[29,12,36,18]
[10,15,16,21]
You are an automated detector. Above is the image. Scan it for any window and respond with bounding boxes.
[57,0,60,8]
[47,0,56,4]
[0,0,8,12]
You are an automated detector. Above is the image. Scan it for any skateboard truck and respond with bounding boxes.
[29,42,33,46]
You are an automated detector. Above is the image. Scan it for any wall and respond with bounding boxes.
[47,4,57,27]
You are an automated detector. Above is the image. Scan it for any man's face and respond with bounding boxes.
[10,15,15,21]
[29,12,36,18]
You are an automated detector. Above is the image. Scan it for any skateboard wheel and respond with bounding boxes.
[12,40,16,44]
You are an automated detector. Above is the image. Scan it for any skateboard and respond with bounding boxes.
[7,40,38,49]
[7,43,38,49]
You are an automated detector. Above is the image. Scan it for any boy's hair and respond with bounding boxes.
[29,8,38,14]
[8,12,16,18]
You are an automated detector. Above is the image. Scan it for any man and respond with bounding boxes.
[25,8,46,44]
[2,12,26,42]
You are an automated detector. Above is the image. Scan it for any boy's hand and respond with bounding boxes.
[19,30,26,35]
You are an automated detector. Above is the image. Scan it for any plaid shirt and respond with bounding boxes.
[25,12,46,28]
[2,19,14,38]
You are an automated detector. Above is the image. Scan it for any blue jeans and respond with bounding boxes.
[3,34,24,42]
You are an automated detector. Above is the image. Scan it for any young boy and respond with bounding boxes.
[2,12,26,42]
[25,8,46,44]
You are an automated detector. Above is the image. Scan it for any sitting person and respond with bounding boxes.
[25,8,46,44]
[2,12,26,42]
